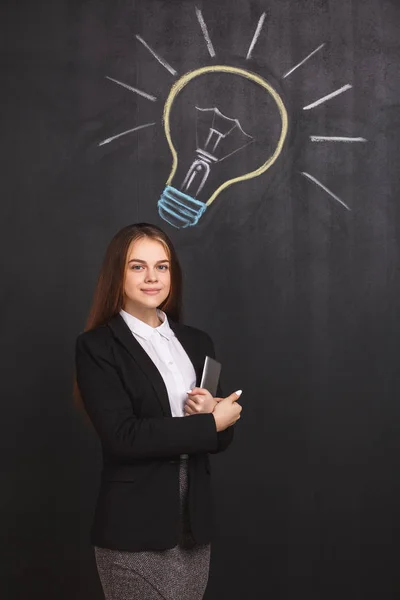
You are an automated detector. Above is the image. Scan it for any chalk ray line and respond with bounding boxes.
[303,84,352,110]
[135,35,177,76]
[246,12,266,60]
[98,122,156,146]
[195,7,216,57]
[105,76,157,102]
[300,171,351,211]
[310,136,367,142]
[282,43,325,79]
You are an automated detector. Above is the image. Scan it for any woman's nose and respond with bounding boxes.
[145,270,158,281]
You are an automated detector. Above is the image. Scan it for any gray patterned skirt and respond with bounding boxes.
[94,456,211,600]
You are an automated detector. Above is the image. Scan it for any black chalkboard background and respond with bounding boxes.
[1,0,400,598]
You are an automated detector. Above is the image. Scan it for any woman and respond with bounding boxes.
[74,223,242,600]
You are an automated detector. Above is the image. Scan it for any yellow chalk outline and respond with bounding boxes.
[163,65,288,206]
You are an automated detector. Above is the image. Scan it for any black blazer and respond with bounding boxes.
[75,313,234,551]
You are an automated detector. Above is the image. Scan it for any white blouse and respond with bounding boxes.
[119,307,198,458]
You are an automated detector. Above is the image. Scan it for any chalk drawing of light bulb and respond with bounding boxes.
[158,65,288,228]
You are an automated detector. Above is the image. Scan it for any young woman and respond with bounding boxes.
[74,223,242,600]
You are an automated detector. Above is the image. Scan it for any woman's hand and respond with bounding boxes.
[212,390,243,431]
[184,387,220,415]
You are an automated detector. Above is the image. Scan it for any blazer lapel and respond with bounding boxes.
[107,314,204,417]
[108,314,171,416]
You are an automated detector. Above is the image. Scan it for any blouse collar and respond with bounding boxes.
[119,307,174,341]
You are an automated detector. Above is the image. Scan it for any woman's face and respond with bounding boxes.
[123,237,171,313]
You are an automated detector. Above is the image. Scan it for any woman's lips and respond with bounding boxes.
[141,289,161,295]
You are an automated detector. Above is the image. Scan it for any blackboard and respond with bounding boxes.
[1,0,400,598]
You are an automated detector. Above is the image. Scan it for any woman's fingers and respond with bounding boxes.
[221,390,243,403]
[187,387,207,395]
[186,389,213,404]
[185,393,218,415]
[185,398,201,412]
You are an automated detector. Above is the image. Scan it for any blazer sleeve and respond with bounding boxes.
[75,331,219,460]
[204,333,235,454]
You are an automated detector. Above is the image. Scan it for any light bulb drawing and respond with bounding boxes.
[97,6,368,225]
[158,66,288,228]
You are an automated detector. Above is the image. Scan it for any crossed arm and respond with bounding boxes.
[75,331,234,461]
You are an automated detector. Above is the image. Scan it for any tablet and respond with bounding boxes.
[199,355,221,397]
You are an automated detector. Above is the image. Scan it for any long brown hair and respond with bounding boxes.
[73,222,182,417]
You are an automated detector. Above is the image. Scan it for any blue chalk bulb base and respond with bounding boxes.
[158,186,207,228]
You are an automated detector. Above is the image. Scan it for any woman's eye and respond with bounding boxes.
[130,265,168,270]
